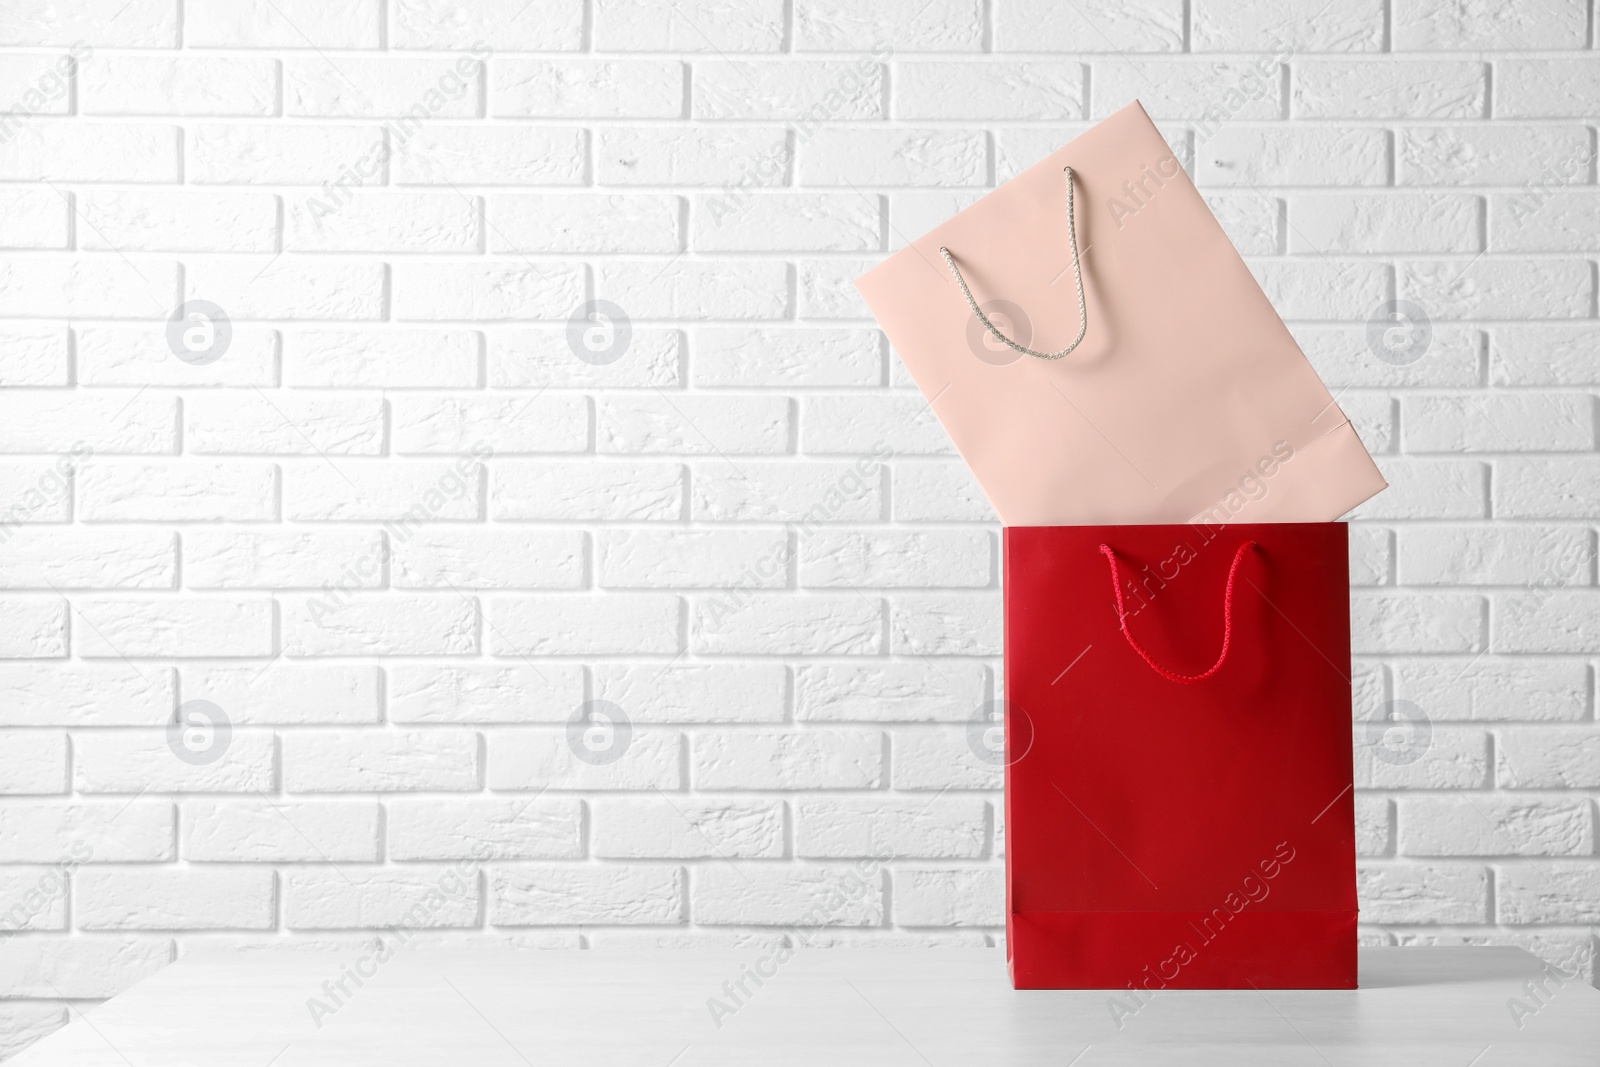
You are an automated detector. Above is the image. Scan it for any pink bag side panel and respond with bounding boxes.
[856,101,1387,526]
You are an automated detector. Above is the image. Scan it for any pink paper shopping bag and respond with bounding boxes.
[855,101,1386,526]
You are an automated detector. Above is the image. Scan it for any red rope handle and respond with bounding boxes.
[1098,540,1258,684]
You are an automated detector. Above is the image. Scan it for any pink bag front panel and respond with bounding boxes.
[855,101,1386,527]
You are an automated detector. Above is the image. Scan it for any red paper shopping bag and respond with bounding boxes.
[1003,522,1357,990]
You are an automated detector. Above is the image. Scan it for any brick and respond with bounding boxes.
[392,262,583,321]
[1493,458,1600,519]
[1497,863,1600,924]
[694,60,881,121]
[493,461,683,521]
[283,329,480,388]
[592,664,787,724]
[186,258,384,320]
[1094,59,1281,120]
[282,730,478,793]
[691,728,883,790]
[891,461,995,522]
[800,529,990,588]
[693,865,881,925]
[1399,525,1592,586]
[795,663,986,723]
[489,193,679,255]
[489,594,681,655]
[394,396,587,456]
[390,664,585,724]
[80,57,276,116]
[1356,796,1393,857]
[599,528,788,589]
[595,0,783,51]
[796,260,874,319]
[189,123,388,185]
[1348,526,1392,586]
[1394,659,1588,722]
[73,730,274,793]
[1405,394,1593,452]
[1491,324,1600,387]
[0,190,68,251]
[600,261,788,322]
[76,324,279,387]
[890,727,1004,790]
[184,529,383,590]
[893,867,1002,925]
[1351,592,1484,654]
[1248,260,1388,320]
[285,191,480,253]
[72,597,271,658]
[692,192,879,252]
[798,798,985,859]
[0,802,172,861]
[0,665,174,727]
[187,394,385,455]
[183,800,379,862]
[1356,863,1488,923]
[1494,592,1600,654]
[394,125,584,185]
[285,460,482,521]
[592,798,784,859]
[890,594,1001,657]
[488,728,681,791]
[1198,126,1388,186]
[282,593,477,656]
[800,129,986,186]
[1345,459,1485,521]
[1294,324,1482,389]
[1496,728,1600,788]
[694,329,880,387]
[492,59,682,119]
[692,594,881,655]
[996,0,1181,51]
[186,0,379,47]
[180,665,381,725]
[599,394,787,455]
[1289,193,1480,254]
[1398,125,1592,186]
[0,529,175,589]
[1399,796,1591,857]
[1395,0,1587,49]
[0,123,180,182]
[0,1,176,46]
[1497,59,1600,118]
[490,327,682,389]
[392,0,580,50]
[76,866,273,930]
[796,0,979,50]
[394,528,584,589]
[0,731,67,794]
[0,868,66,930]
[598,126,786,186]
[691,460,885,523]
[1193,0,1382,50]
[285,867,479,929]
[0,597,65,657]
[387,798,582,861]
[1293,60,1484,119]
[491,865,680,925]
[1353,726,1490,790]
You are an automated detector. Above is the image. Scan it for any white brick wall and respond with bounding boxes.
[0,0,1597,1055]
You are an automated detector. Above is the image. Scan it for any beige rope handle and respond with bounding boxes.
[939,165,1087,361]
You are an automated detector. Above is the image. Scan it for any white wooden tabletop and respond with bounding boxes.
[12,946,1598,1065]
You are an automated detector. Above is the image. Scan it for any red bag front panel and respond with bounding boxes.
[1003,523,1357,989]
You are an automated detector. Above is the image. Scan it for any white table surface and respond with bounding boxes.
[12,946,1598,1065]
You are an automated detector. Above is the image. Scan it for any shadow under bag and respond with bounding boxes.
[1003,523,1357,989]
